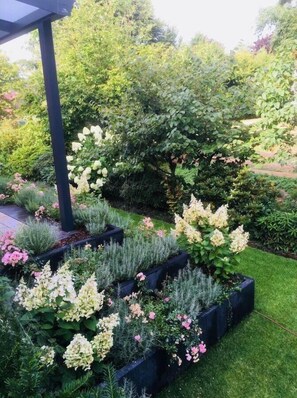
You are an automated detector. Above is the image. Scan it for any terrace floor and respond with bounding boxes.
[0,205,27,234]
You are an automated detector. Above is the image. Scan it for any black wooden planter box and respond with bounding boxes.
[115,276,255,396]
[33,225,124,270]
[116,251,189,298]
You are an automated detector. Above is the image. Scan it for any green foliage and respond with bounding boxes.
[64,233,179,289]
[4,118,50,177]
[164,266,223,317]
[256,211,297,253]
[31,152,56,185]
[104,167,168,211]
[109,299,157,368]
[73,200,130,235]
[15,219,59,255]
[14,186,44,213]
[228,168,278,231]
[193,160,243,208]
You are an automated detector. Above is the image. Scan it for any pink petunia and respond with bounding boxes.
[134,335,142,343]
[199,343,207,354]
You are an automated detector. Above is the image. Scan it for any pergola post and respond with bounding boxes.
[38,19,74,231]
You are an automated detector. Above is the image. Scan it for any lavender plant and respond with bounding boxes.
[15,219,59,255]
[164,266,223,317]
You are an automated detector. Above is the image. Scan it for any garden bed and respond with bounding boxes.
[116,251,189,297]
[33,224,124,269]
[115,276,255,395]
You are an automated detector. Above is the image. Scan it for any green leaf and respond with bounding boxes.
[58,320,80,331]
[84,317,97,332]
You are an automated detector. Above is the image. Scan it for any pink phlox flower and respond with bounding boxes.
[134,335,142,343]
[136,272,146,281]
[107,298,114,307]
[182,319,192,330]
[186,353,192,361]
[199,343,207,354]
[52,202,59,209]
[156,229,165,238]
[164,297,170,303]
[142,217,154,230]
[148,311,156,320]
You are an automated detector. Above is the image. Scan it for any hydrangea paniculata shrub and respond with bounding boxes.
[14,263,119,372]
[67,125,111,195]
[174,195,249,279]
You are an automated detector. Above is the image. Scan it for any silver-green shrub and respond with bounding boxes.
[166,266,223,317]
[14,187,42,213]
[15,219,59,255]
[64,234,179,290]
[73,200,130,235]
[101,234,179,282]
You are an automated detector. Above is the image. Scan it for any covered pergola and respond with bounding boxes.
[0,0,75,231]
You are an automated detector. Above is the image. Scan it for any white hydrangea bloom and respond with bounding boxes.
[96,178,104,188]
[78,133,86,142]
[71,142,82,153]
[230,225,249,253]
[92,160,101,170]
[67,165,75,171]
[90,125,103,135]
[62,275,104,322]
[63,334,94,371]
[82,167,92,176]
[83,127,91,135]
[210,229,225,247]
[92,331,113,361]
[97,313,120,332]
[40,346,55,367]
[48,264,76,304]
[78,166,84,172]
[185,224,202,244]
[209,205,228,229]
[101,168,108,178]
[174,214,188,236]
[66,155,73,162]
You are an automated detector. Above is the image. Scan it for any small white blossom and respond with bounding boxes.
[210,229,225,247]
[40,346,55,367]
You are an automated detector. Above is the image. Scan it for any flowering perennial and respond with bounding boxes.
[0,231,28,267]
[175,195,249,279]
[67,125,110,195]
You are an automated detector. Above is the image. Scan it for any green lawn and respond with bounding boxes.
[114,207,297,398]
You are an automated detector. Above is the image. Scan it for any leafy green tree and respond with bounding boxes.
[106,45,252,212]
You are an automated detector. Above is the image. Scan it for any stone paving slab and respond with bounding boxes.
[0,211,25,233]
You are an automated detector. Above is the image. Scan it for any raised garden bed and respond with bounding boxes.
[116,251,189,297]
[33,225,124,270]
[114,276,255,395]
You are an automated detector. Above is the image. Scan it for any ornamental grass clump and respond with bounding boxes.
[15,219,59,255]
[164,266,223,317]
[175,195,249,280]
[14,263,120,376]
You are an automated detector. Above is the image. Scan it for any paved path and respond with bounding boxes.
[0,211,25,234]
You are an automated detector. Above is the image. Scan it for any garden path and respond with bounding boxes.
[0,205,26,234]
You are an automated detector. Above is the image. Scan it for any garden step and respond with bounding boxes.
[0,209,25,233]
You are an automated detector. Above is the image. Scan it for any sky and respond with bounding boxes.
[1,0,278,62]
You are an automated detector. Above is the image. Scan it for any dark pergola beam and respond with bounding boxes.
[38,19,74,231]
[0,19,17,33]
[16,0,72,16]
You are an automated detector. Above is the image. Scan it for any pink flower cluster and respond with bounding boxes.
[186,343,207,363]
[7,173,27,193]
[177,314,192,330]
[142,217,154,230]
[0,231,28,267]
[0,194,9,201]
[35,205,46,220]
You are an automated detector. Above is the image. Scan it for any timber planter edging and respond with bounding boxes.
[115,275,255,396]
